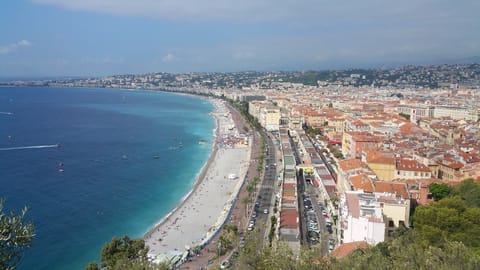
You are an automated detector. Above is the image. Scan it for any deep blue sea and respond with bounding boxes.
[0,87,214,270]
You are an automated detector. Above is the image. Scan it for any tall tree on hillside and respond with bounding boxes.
[0,199,34,270]
[451,178,480,207]
[413,196,480,248]
[428,183,453,201]
[86,236,169,270]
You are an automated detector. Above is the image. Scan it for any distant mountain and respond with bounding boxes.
[447,56,480,64]
[0,75,90,82]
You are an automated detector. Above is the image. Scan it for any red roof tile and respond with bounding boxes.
[350,174,374,193]
[338,159,364,172]
[280,209,298,229]
[396,158,431,172]
[330,241,370,258]
[374,181,409,199]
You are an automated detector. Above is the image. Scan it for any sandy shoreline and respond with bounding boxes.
[144,98,251,263]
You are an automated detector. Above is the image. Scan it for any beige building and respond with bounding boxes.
[377,193,410,238]
[434,106,479,122]
[259,106,281,131]
[248,100,264,119]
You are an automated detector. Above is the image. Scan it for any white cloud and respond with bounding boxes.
[31,0,480,25]
[17,40,31,47]
[162,53,177,63]
[233,51,255,61]
[32,0,294,22]
[0,40,32,55]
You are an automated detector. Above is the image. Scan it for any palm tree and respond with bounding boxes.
[252,177,259,193]
[246,183,255,199]
[242,197,251,217]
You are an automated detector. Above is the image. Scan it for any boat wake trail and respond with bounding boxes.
[0,112,13,115]
[0,144,60,151]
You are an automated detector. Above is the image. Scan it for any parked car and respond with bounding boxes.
[326,224,333,233]
[325,218,332,226]
[328,243,335,251]
[307,217,317,223]
[220,260,230,269]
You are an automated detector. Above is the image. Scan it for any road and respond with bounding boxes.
[289,131,332,256]
[250,131,277,245]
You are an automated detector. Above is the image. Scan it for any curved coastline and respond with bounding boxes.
[143,98,220,238]
[143,97,251,263]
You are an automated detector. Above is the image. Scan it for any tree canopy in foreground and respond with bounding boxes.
[85,179,480,270]
[0,199,35,270]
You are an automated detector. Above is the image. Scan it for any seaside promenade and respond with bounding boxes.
[144,99,253,267]
[179,102,263,270]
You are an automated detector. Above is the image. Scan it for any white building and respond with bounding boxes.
[396,104,434,123]
[338,192,385,245]
[248,101,264,120]
[433,106,479,122]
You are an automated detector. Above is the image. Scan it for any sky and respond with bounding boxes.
[0,0,479,77]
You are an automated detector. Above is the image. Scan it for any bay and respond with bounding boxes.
[0,87,214,270]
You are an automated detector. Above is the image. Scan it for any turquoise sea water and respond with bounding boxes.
[0,87,214,270]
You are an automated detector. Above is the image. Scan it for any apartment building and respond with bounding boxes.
[338,189,410,245]
[259,106,281,131]
[338,192,385,245]
[434,106,479,122]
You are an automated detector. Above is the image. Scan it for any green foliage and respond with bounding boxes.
[305,127,322,138]
[451,178,480,207]
[86,235,171,270]
[268,216,277,246]
[85,263,100,270]
[335,230,480,270]
[336,245,391,270]
[217,226,238,256]
[223,224,238,234]
[227,99,261,131]
[399,112,410,120]
[232,177,480,269]
[428,182,453,201]
[413,196,480,248]
[101,236,148,267]
[327,144,343,159]
[0,199,34,270]
[242,197,252,217]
